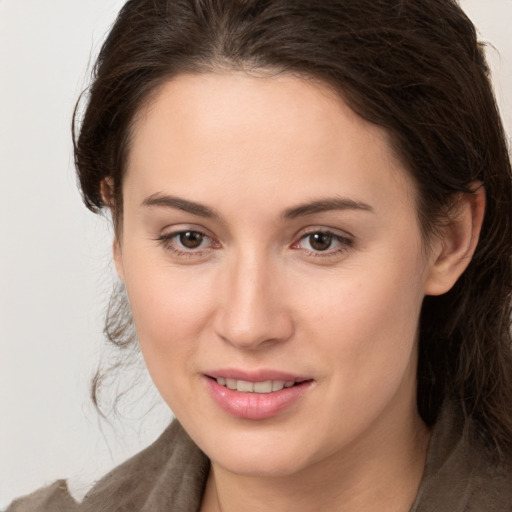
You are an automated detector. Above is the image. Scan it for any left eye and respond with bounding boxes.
[296,231,349,252]
[175,231,209,249]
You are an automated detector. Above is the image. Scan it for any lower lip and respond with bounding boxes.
[204,377,312,420]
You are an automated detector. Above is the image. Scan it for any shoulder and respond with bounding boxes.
[6,421,209,512]
[80,420,209,512]
[412,401,512,511]
[5,480,78,512]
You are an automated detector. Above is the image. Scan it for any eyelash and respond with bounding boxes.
[156,230,216,257]
[155,229,353,259]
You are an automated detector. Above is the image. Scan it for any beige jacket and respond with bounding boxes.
[7,404,511,511]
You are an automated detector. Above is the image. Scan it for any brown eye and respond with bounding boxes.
[179,231,205,249]
[308,232,334,251]
[293,230,353,256]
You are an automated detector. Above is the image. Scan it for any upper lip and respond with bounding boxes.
[205,368,310,382]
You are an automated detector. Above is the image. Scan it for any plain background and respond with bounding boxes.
[0,0,511,508]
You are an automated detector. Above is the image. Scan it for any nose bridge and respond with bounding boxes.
[214,245,293,349]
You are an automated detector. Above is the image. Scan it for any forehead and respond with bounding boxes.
[125,72,415,214]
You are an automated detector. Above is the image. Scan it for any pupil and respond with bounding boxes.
[310,232,332,251]
[180,231,204,249]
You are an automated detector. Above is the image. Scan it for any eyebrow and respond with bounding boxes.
[141,193,373,219]
[283,198,374,219]
[142,193,219,218]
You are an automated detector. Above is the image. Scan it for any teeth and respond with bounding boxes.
[253,381,272,393]
[272,380,285,391]
[237,380,254,392]
[216,378,296,393]
[226,378,237,390]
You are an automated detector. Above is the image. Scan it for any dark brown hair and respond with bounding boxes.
[74,0,512,458]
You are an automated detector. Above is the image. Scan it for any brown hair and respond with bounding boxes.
[74,0,512,458]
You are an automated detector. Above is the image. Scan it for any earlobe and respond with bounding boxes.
[424,184,485,296]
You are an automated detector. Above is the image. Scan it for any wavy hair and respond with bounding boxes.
[73,0,512,458]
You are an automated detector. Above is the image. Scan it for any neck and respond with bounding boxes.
[201,404,431,512]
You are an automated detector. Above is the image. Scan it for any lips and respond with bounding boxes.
[204,370,313,420]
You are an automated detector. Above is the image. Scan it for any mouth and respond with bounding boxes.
[204,373,313,419]
[212,377,302,393]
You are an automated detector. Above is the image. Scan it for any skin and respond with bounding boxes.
[112,72,484,512]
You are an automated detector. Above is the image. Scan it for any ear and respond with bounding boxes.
[424,183,485,296]
[100,178,125,281]
[100,177,115,208]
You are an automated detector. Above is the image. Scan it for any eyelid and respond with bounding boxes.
[158,223,217,240]
[292,225,354,243]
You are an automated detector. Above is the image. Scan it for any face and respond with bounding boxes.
[115,72,437,477]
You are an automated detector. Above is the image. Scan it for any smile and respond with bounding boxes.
[205,373,313,420]
[215,378,296,393]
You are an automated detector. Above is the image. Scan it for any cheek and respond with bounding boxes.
[302,237,424,337]
[121,255,217,397]
[298,239,426,403]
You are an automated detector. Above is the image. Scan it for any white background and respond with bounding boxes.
[0,0,511,508]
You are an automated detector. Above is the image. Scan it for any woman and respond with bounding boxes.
[8,0,512,510]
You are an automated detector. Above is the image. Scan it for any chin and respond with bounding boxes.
[199,427,316,477]
[214,450,308,478]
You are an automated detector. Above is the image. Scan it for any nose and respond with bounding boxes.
[213,252,294,350]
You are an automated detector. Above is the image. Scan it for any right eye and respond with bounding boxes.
[156,229,219,256]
